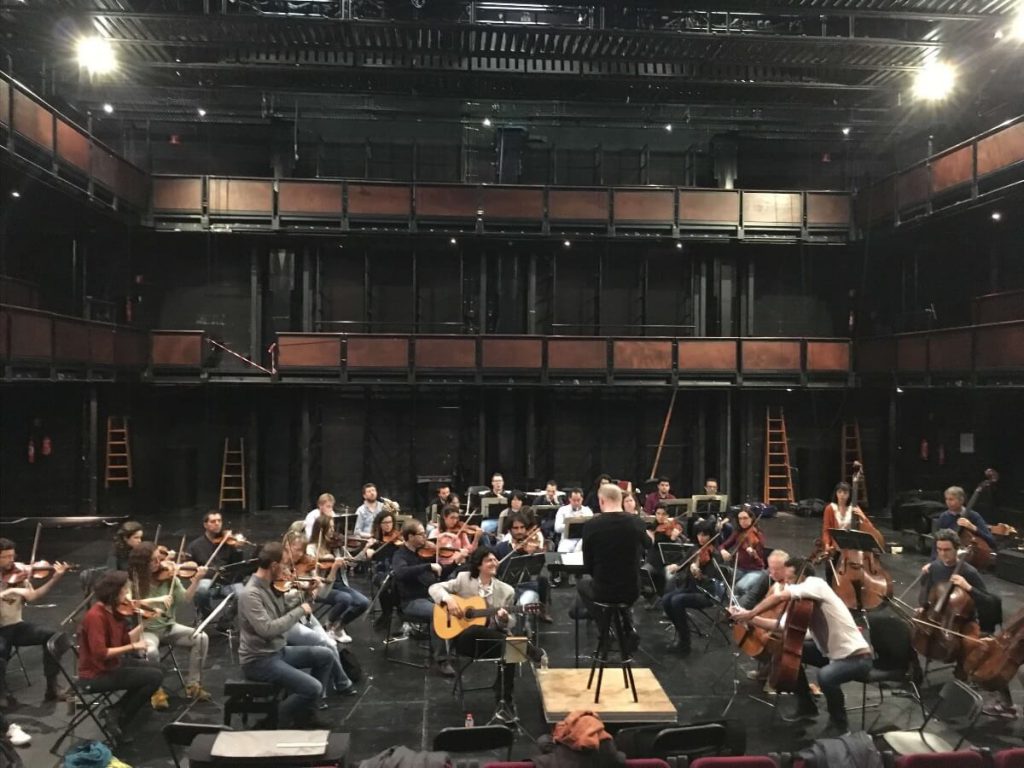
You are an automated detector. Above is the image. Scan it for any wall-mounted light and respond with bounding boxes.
[102,103,114,114]
[482,117,492,127]
[197,107,207,117]
[77,36,117,75]
[991,211,1002,221]
[841,127,851,136]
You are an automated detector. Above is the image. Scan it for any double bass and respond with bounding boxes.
[960,469,998,572]
[832,464,892,611]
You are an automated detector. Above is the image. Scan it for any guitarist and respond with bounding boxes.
[428,548,545,707]
[729,557,872,736]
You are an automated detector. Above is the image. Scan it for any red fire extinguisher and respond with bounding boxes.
[42,436,52,457]
[27,438,35,464]
[920,438,929,461]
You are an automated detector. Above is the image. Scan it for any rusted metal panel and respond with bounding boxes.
[974,322,1024,369]
[0,311,8,360]
[346,336,409,368]
[480,187,544,221]
[9,311,52,360]
[931,146,973,193]
[678,189,739,225]
[856,337,895,373]
[151,331,206,367]
[115,331,147,367]
[894,165,929,209]
[277,333,341,368]
[481,338,542,369]
[928,330,972,371]
[56,119,90,172]
[416,185,478,218]
[741,340,800,371]
[677,339,737,370]
[117,163,149,209]
[743,192,802,226]
[53,319,91,363]
[90,146,119,191]
[548,338,606,370]
[278,181,343,216]
[208,178,273,215]
[90,326,116,366]
[973,290,1024,324]
[895,335,928,372]
[415,337,476,369]
[12,89,52,150]
[152,177,203,213]
[613,340,672,371]
[347,183,411,218]
[977,121,1024,177]
[613,190,674,224]
[548,189,608,222]
[806,340,850,372]
[806,194,850,227]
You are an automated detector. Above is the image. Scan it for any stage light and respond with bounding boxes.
[664,124,673,132]
[675,242,683,250]
[992,211,1002,221]
[197,107,207,117]
[76,36,117,75]
[896,387,905,394]
[785,388,794,393]
[482,117,492,127]
[1010,11,1024,40]
[449,237,457,245]
[11,191,20,198]
[842,127,851,136]
[102,103,114,114]
[912,60,956,101]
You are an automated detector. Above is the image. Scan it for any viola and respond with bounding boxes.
[833,465,892,611]
[271,577,319,594]
[959,469,999,572]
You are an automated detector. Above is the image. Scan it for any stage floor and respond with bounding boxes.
[537,668,677,724]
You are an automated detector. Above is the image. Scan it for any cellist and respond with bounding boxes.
[729,556,873,736]
[935,486,995,554]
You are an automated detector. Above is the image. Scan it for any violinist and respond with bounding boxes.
[495,511,553,624]
[126,543,211,708]
[494,490,530,542]
[822,481,885,555]
[662,520,726,655]
[77,571,164,744]
[106,520,145,571]
[935,486,996,554]
[644,501,684,595]
[719,506,769,609]
[187,511,245,621]
[307,514,370,644]
[622,490,641,515]
[434,504,483,567]
[729,557,872,736]
[0,538,69,708]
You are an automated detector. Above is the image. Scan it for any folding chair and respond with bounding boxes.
[382,576,431,669]
[46,631,119,755]
[5,645,31,688]
[433,724,515,761]
[163,721,232,768]
[161,644,188,691]
[856,608,925,731]
[880,679,984,756]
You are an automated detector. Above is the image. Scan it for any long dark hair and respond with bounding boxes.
[371,509,395,540]
[113,520,143,559]
[127,542,157,599]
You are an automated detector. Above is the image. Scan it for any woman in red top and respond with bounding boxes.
[719,506,769,609]
[77,571,164,743]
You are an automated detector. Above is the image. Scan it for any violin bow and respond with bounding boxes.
[674,529,725,572]
[29,522,42,566]
[152,523,162,551]
[176,535,186,565]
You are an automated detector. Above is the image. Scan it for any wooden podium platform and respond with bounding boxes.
[536,668,677,725]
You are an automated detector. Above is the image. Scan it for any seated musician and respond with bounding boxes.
[126,543,211,708]
[554,488,594,554]
[479,473,510,536]
[644,476,676,515]
[354,483,384,539]
[106,521,145,571]
[643,501,685,595]
[935,486,996,552]
[703,477,720,496]
[308,514,370,644]
[822,481,885,556]
[369,508,401,576]
[662,521,726,655]
[622,491,641,515]
[391,521,454,677]
[434,504,483,567]
[187,511,245,620]
[429,548,545,706]
[238,542,339,729]
[730,557,873,735]
[432,482,455,511]
[495,511,552,624]
[0,538,69,708]
[748,549,790,690]
[719,506,769,609]
[77,571,165,743]
[494,490,529,541]
[303,492,338,540]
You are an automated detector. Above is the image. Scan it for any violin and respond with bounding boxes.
[415,541,460,560]
[1,560,77,585]
[959,469,998,572]
[212,532,249,548]
[116,597,161,620]
[654,519,683,538]
[155,560,201,581]
[379,530,402,546]
[453,523,483,536]
[832,465,892,611]
[272,577,319,594]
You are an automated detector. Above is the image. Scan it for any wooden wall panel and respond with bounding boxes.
[480,187,544,221]
[678,190,740,224]
[347,184,411,218]
[278,181,343,216]
[151,331,205,367]
[276,334,341,368]
[56,120,90,172]
[931,146,973,193]
[613,190,674,223]
[416,186,478,218]
[208,178,272,215]
[53,320,91,362]
[741,340,800,371]
[743,192,801,226]
[118,163,149,209]
[12,90,52,150]
[928,330,972,371]
[415,338,476,369]
[115,331,147,367]
[152,178,203,213]
[548,338,606,369]
[9,312,52,360]
[975,323,1024,369]
[895,336,928,371]
[548,189,608,222]
[806,341,850,372]
[346,337,409,368]
[677,339,736,370]
[91,327,116,366]
[973,290,1024,324]
[613,340,672,371]
[806,194,850,227]
[977,121,1024,177]
[895,165,930,209]
[481,339,542,369]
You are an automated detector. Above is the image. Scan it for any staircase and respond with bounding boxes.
[219,438,247,511]
[104,416,133,488]
[763,407,794,506]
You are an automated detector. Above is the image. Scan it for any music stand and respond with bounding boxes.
[499,553,545,586]
[484,636,536,742]
[658,542,691,566]
[690,494,728,517]
[564,518,588,540]
[531,504,559,521]
[663,498,691,518]
[829,528,886,556]
[481,496,508,522]
[211,558,258,587]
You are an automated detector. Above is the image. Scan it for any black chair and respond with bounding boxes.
[650,721,737,763]
[160,644,188,691]
[587,601,638,704]
[4,645,31,689]
[880,679,984,755]
[381,574,431,669]
[163,721,232,768]
[857,608,925,731]
[432,724,515,760]
[46,631,119,754]
[222,680,281,728]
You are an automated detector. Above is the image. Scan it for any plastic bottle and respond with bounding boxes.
[464,712,474,728]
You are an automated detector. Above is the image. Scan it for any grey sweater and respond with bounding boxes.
[238,574,308,665]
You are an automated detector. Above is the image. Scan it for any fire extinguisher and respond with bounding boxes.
[27,438,36,464]
[920,438,929,461]
[42,435,52,457]
[938,443,946,466]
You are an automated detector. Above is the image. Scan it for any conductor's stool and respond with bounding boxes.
[587,601,638,704]
[223,680,281,728]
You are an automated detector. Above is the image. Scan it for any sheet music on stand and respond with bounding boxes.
[662,498,691,518]
[481,496,508,520]
[690,494,728,517]
[658,542,692,566]
[828,528,886,555]
[499,553,545,585]
[559,551,584,568]
[531,504,559,521]
[564,518,588,540]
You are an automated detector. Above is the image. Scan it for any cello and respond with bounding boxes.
[959,469,998,572]
[910,543,980,663]
[962,606,1024,691]
[832,464,892,611]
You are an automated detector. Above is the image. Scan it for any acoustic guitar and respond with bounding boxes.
[432,594,542,641]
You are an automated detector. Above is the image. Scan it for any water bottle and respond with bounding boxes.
[464,712,474,728]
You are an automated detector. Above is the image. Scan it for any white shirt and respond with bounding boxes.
[554,504,593,553]
[786,576,870,660]
[303,508,323,540]
[830,502,853,530]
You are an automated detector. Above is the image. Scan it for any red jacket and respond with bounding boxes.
[78,602,129,679]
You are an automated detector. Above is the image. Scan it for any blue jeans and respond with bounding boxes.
[317,583,370,626]
[241,646,336,726]
[286,620,352,693]
[798,641,872,727]
[733,569,769,609]
[401,598,443,657]
[194,579,244,617]
[481,519,499,535]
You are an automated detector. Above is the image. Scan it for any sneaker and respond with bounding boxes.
[150,687,170,711]
[808,682,823,697]
[6,723,31,747]
[334,628,353,644]
[781,703,818,723]
[44,684,69,702]
[983,703,1018,719]
[185,683,213,702]
[333,684,359,697]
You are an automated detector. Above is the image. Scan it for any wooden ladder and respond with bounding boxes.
[219,438,247,511]
[841,421,868,507]
[104,416,133,488]
[763,406,794,505]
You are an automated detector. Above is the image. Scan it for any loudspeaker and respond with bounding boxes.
[995,549,1024,586]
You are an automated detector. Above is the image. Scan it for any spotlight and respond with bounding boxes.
[482,117,492,127]
[11,191,21,198]
[102,103,114,114]
[675,241,683,250]
[842,126,851,136]
[1011,11,1024,40]
[449,237,457,245]
[664,124,673,132]
[76,36,117,76]
[991,211,1002,221]
[912,60,956,101]
[563,240,571,248]
[896,387,905,394]
[785,388,794,393]
[197,107,207,117]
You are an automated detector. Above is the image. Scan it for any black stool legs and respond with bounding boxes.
[586,602,638,704]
